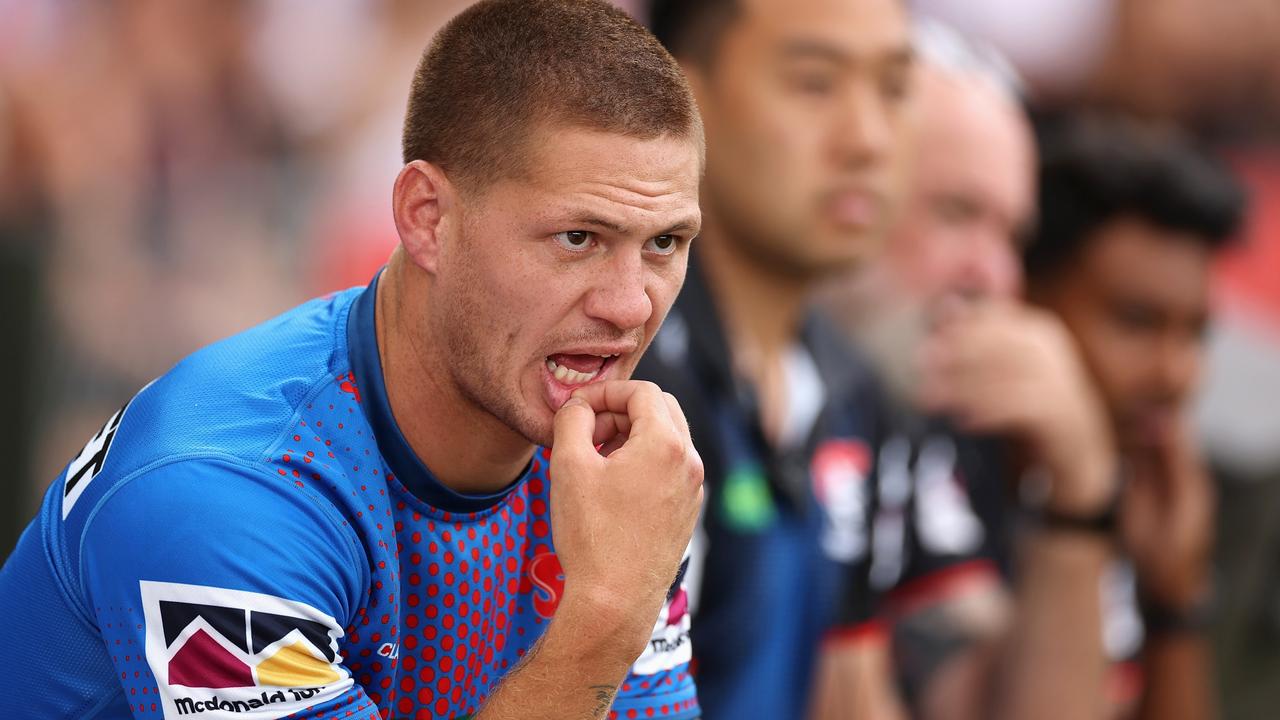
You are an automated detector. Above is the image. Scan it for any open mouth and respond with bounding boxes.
[544,353,620,387]
[538,344,637,413]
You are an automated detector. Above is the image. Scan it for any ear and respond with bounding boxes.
[392,160,457,274]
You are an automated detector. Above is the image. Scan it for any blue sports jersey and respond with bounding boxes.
[0,274,698,720]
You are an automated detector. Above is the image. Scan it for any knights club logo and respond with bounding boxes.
[140,581,353,719]
[811,438,871,563]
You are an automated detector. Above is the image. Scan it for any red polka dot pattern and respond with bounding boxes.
[100,373,697,719]
[281,380,696,718]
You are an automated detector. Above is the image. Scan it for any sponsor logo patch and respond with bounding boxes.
[632,558,693,676]
[140,581,353,718]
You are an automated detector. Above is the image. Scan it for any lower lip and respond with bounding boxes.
[540,357,618,412]
[829,193,880,229]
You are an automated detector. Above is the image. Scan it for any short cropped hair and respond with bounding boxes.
[403,0,702,190]
[1025,113,1245,279]
[648,0,741,66]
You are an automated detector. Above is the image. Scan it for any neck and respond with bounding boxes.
[697,222,812,371]
[697,220,814,445]
[376,250,535,495]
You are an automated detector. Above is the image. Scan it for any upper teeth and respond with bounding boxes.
[546,356,614,385]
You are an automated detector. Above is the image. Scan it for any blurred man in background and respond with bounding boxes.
[831,96,1243,719]
[818,24,1123,720]
[643,0,915,716]
[818,24,1037,719]
[1027,114,1245,720]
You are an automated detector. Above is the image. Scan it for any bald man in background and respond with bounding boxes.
[817,26,1117,720]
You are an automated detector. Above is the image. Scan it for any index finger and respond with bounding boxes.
[570,380,676,437]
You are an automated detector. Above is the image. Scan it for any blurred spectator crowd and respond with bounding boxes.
[2,0,1279,718]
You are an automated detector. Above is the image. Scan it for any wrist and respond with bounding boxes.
[554,581,661,664]
[1033,393,1117,515]
[1035,487,1121,539]
[1021,453,1120,520]
[1141,586,1214,637]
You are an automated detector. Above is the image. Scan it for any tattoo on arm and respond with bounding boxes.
[590,684,618,717]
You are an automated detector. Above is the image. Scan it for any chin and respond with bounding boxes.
[504,413,554,451]
[512,401,557,449]
[527,425,556,450]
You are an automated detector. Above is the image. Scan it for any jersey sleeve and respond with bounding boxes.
[610,556,700,719]
[78,457,377,720]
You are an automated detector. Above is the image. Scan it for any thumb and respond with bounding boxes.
[552,396,599,463]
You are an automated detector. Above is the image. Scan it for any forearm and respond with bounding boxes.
[475,590,652,720]
[810,634,909,720]
[1133,633,1217,720]
[994,530,1110,720]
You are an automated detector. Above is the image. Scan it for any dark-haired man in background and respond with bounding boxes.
[0,2,707,719]
[642,0,915,716]
[1026,114,1244,720]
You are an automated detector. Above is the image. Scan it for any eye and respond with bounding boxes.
[554,231,594,252]
[645,234,680,255]
[791,73,836,97]
[880,66,912,103]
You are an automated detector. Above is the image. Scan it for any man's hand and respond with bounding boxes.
[474,381,703,720]
[549,380,704,662]
[1121,423,1214,612]
[917,301,1116,515]
[917,301,1118,720]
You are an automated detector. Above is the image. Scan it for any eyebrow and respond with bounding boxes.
[571,214,701,237]
[779,39,915,68]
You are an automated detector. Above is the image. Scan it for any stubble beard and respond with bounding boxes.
[439,303,554,452]
[434,231,556,450]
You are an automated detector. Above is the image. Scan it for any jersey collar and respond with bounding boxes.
[347,271,526,514]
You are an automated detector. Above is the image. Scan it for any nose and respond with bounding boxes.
[1155,335,1202,401]
[582,250,653,332]
[956,230,1022,299]
[832,81,894,168]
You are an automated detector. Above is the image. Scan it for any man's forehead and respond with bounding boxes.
[915,69,1034,206]
[474,126,698,203]
[489,127,701,233]
[737,0,911,62]
[525,126,700,182]
[1081,220,1212,306]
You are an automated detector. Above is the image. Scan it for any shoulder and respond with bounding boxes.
[48,290,370,603]
[76,455,367,625]
[61,289,362,521]
[129,289,360,463]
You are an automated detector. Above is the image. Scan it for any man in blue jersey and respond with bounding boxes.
[0,2,706,719]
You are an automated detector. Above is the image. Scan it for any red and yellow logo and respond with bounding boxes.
[141,581,352,719]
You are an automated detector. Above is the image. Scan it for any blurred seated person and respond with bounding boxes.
[1025,112,1243,720]
[822,53,1243,716]
[816,24,1119,720]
